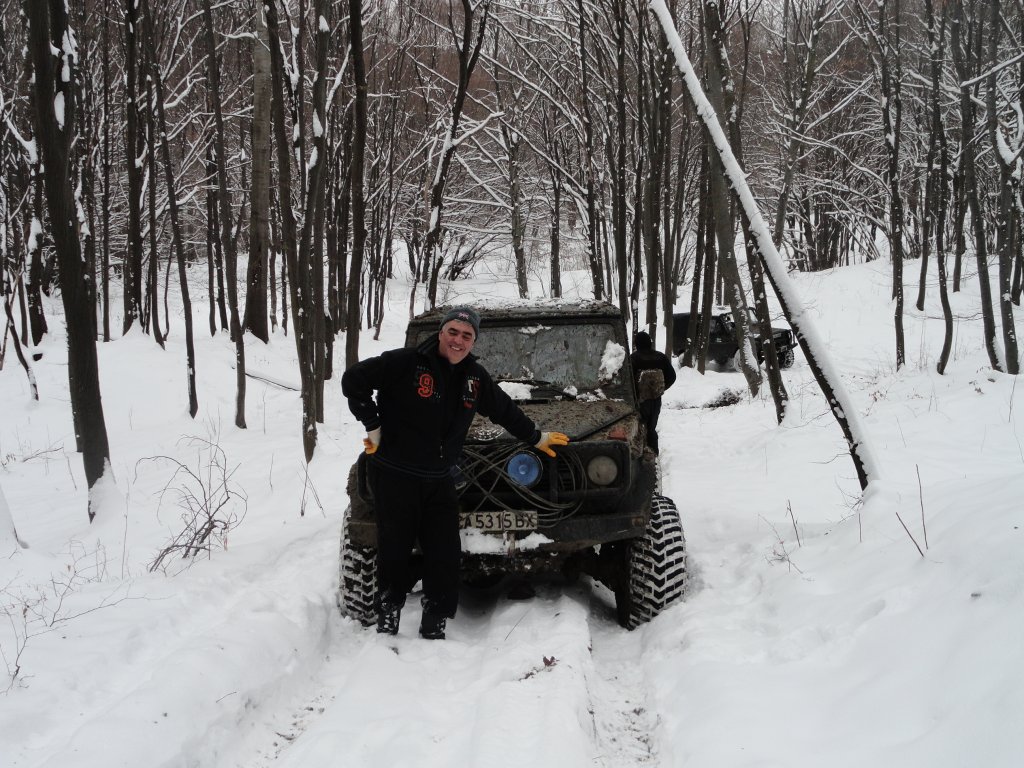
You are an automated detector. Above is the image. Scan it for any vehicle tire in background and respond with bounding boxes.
[615,494,688,629]
[778,348,796,369]
[338,508,377,626]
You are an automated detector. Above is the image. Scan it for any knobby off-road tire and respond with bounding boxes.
[778,348,795,369]
[338,508,377,627]
[616,494,688,630]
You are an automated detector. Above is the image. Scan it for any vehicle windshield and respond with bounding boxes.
[473,322,631,402]
[411,320,633,402]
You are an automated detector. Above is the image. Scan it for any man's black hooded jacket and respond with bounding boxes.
[342,337,540,477]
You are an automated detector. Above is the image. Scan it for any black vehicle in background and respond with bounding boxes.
[672,310,797,369]
[338,301,688,630]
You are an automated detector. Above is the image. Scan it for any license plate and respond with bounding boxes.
[459,510,537,532]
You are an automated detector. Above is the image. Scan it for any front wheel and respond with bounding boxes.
[338,507,377,626]
[778,348,795,369]
[614,494,688,629]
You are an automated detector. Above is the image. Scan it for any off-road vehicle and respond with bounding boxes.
[672,310,797,369]
[338,301,687,629]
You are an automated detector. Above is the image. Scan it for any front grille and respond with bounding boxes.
[456,441,628,528]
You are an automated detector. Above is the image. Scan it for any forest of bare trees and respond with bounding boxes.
[1,0,1022,509]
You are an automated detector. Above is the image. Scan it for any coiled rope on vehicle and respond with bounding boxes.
[459,443,583,525]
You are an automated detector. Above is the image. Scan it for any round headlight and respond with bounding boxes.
[587,455,619,486]
[506,451,542,488]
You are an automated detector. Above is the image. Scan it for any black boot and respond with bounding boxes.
[419,601,447,640]
[376,596,402,636]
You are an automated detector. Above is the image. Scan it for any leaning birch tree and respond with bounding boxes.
[650,0,878,492]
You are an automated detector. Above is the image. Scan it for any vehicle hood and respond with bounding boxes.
[468,400,637,443]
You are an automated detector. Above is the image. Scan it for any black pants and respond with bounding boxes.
[639,398,662,453]
[369,462,461,618]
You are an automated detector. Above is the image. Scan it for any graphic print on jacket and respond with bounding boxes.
[463,376,480,409]
[416,369,435,399]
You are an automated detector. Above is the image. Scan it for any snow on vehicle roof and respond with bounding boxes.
[410,299,622,326]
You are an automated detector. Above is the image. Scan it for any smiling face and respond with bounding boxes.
[437,320,476,364]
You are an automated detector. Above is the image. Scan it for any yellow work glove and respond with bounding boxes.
[363,427,381,455]
[534,431,569,457]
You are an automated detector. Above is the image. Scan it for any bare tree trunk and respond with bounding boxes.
[205,149,229,334]
[772,0,833,251]
[75,0,98,344]
[201,0,246,427]
[985,0,1019,374]
[576,0,604,301]
[681,154,707,370]
[335,111,352,334]
[140,0,198,416]
[886,3,906,370]
[266,0,317,459]
[542,108,563,298]
[611,0,629,317]
[550,189,562,298]
[421,0,491,310]
[206,148,218,336]
[26,176,47,347]
[300,0,331,424]
[346,0,369,371]
[99,0,111,343]
[696,156,717,373]
[952,1,1001,370]
[638,6,668,341]
[142,74,164,347]
[3,288,39,399]
[952,164,966,292]
[702,1,760,396]
[243,7,272,343]
[924,0,954,375]
[24,0,111,519]
[710,0,787,419]
[269,186,280,334]
[508,131,529,299]
[859,0,907,369]
[122,0,143,335]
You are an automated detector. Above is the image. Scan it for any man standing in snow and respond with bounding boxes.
[342,307,569,639]
[630,331,676,454]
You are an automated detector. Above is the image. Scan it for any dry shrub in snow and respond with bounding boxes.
[1,541,123,691]
[704,388,745,409]
[142,437,247,573]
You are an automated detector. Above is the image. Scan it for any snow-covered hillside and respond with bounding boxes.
[1,257,1022,767]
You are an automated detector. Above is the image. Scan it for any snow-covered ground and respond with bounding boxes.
[1,255,1022,767]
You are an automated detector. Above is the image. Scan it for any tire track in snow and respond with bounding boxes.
[582,585,661,767]
[219,589,595,767]
[579,455,674,766]
[217,612,356,768]
[218,582,665,768]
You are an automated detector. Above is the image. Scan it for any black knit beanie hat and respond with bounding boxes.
[440,306,481,338]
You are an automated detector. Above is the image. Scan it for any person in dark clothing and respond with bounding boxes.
[629,331,677,454]
[341,306,569,639]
